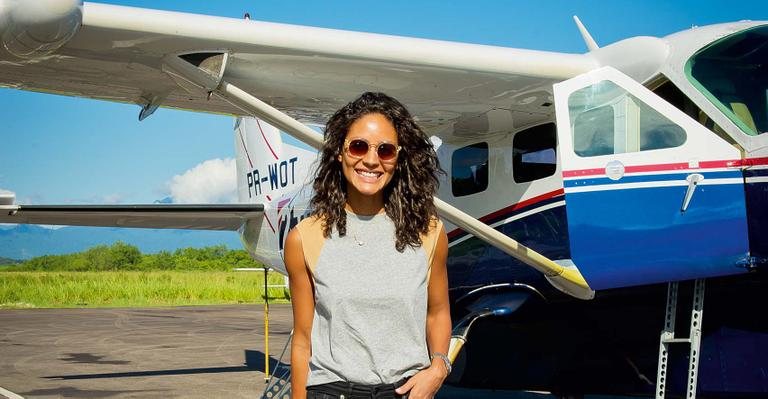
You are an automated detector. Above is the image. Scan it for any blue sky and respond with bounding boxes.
[1,0,766,205]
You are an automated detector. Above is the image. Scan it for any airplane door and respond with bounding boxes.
[553,67,749,290]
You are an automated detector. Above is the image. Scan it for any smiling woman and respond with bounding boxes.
[283,92,451,399]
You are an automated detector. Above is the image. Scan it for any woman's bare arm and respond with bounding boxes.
[396,226,451,399]
[284,228,315,399]
[425,226,451,366]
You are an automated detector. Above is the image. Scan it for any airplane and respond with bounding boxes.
[0,0,767,397]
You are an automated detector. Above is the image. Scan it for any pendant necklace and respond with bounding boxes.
[353,234,365,246]
[352,223,365,246]
[351,221,366,246]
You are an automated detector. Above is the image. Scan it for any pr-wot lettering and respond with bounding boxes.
[246,157,298,198]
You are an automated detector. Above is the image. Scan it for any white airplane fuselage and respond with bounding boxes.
[230,22,768,394]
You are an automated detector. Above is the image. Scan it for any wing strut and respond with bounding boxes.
[162,54,595,300]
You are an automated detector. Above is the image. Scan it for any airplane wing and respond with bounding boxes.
[0,204,264,231]
[0,1,596,135]
[0,1,595,298]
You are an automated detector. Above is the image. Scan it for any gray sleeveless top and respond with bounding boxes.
[295,211,442,386]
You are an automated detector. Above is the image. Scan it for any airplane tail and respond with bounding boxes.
[234,116,316,272]
[234,116,317,204]
[235,117,285,203]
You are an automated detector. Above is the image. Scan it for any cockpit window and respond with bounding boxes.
[686,25,768,136]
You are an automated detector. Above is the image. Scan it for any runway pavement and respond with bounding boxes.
[0,305,291,398]
[0,305,590,398]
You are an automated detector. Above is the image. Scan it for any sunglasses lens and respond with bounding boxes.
[347,139,369,157]
[377,143,398,160]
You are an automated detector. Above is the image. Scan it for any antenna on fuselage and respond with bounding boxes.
[573,15,599,52]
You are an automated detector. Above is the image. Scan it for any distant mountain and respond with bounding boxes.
[0,256,19,265]
[0,225,243,259]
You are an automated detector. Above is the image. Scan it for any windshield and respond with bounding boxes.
[686,25,768,136]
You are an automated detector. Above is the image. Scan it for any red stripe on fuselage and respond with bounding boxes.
[741,157,768,167]
[561,158,755,178]
[446,189,564,240]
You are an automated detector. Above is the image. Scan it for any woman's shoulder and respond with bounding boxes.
[425,216,444,235]
[419,216,444,249]
[291,214,328,275]
[294,214,325,237]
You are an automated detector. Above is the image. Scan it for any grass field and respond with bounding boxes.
[0,271,290,308]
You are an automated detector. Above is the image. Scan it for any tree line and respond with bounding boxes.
[0,242,264,271]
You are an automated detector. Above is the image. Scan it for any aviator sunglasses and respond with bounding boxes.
[343,138,401,162]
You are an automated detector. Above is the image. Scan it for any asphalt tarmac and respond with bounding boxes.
[0,305,588,399]
[0,305,291,399]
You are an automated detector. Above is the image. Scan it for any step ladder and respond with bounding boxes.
[261,330,293,399]
[655,279,705,399]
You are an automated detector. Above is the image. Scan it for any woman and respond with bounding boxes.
[284,92,451,399]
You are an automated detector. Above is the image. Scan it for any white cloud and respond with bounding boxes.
[101,193,123,204]
[168,158,237,204]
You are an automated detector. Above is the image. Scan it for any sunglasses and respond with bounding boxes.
[343,138,401,162]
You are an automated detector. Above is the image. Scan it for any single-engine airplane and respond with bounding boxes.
[1,1,767,397]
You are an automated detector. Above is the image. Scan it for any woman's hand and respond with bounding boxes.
[395,362,447,399]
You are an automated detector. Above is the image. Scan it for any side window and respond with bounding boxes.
[569,80,686,157]
[573,106,614,156]
[513,123,557,183]
[452,142,489,197]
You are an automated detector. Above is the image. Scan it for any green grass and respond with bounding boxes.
[0,271,290,309]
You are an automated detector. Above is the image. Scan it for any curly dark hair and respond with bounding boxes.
[310,92,442,252]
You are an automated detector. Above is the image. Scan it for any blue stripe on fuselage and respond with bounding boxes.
[564,170,741,188]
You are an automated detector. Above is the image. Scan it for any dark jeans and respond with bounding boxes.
[306,378,409,399]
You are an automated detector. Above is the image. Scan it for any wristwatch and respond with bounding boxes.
[430,352,452,376]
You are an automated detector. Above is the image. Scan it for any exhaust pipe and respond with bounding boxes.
[447,307,513,363]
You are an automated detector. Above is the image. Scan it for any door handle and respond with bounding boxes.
[681,173,704,212]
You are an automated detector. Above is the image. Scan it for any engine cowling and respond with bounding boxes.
[0,0,82,59]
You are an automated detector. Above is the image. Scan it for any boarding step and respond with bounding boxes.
[655,279,705,399]
[261,330,292,399]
